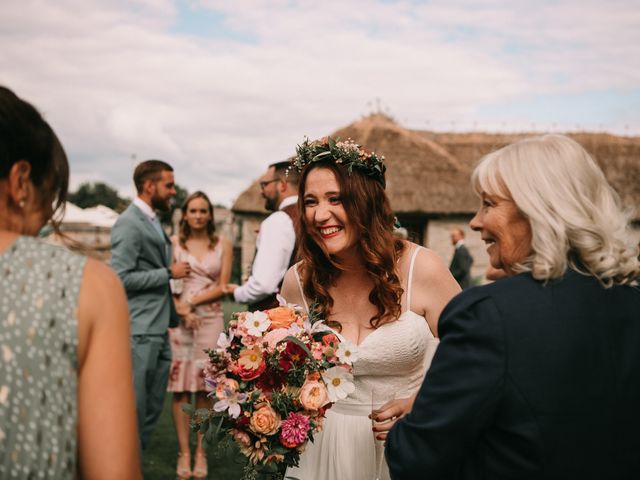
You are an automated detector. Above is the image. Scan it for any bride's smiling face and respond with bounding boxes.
[303,167,357,258]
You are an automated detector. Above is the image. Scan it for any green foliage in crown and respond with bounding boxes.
[292,137,387,188]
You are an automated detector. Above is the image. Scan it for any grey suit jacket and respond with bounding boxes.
[111,203,179,335]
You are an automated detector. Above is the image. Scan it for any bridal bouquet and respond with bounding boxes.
[190,299,357,479]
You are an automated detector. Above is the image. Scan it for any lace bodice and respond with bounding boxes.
[344,309,437,406]
[294,246,438,409]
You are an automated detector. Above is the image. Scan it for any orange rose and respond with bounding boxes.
[250,404,281,436]
[321,333,339,346]
[267,307,297,329]
[299,380,329,410]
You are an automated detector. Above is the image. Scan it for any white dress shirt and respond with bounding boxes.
[133,196,157,221]
[234,195,298,304]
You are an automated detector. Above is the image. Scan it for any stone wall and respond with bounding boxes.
[425,216,489,286]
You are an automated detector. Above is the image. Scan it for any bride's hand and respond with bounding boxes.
[370,395,416,442]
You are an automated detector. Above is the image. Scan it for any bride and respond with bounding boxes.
[281,138,460,480]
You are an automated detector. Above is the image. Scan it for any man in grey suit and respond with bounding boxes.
[111,160,190,451]
[449,227,473,289]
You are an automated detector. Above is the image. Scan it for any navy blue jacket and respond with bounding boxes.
[387,271,640,480]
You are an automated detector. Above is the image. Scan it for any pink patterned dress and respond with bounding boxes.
[167,240,224,392]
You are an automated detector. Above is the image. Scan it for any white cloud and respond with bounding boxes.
[0,0,638,205]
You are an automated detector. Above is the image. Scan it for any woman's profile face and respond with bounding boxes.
[470,193,532,274]
[303,167,357,258]
[184,197,211,232]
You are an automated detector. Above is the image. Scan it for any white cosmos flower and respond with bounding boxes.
[244,311,271,337]
[335,340,358,365]
[217,332,231,349]
[322,366,355,402]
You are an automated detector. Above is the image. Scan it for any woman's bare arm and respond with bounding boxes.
[76,259,141,480]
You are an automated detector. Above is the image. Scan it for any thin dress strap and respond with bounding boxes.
[293,264,309,313]
[405,246,422,313]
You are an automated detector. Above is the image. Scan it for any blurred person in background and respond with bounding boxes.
[449,227,473,289]
[168,191,232,479]
[111,159,190,452]
[224,160,300,310]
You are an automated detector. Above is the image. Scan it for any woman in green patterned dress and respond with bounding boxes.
[0,86,141,479]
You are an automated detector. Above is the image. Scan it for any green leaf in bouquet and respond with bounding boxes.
[213,415,224,438]
[251,389,263,401]
[270,390,295,416]
[307,301,324,325]
[181,402,195,415]
[260,462,278,474]
[285,364,307,388]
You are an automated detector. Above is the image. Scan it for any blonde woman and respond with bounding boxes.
[387,135,640,479]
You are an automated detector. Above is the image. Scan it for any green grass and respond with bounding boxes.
[142,301,249,479]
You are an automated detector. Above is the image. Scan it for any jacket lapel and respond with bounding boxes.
[130,204,170,264]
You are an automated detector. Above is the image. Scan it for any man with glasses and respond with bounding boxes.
[225,160,300,310]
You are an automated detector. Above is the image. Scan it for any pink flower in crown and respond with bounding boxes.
[280,412,311,448]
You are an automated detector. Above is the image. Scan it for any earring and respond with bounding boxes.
[18,199,25,208]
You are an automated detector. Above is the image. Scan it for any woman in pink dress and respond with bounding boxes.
[168,191,232,479]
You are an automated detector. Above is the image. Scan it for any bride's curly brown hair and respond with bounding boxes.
[296,160,405,330]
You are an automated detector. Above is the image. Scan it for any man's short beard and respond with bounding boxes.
[264,191,279,212]
[264,197,277,211]
[151,195,171,212]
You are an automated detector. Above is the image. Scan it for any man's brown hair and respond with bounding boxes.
[133,159,173,193]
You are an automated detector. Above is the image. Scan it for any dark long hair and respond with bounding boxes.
[297,160,405,330]
[0,86,69,227]
[178,191,217,249]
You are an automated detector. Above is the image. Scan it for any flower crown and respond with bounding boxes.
[291,137,387,188]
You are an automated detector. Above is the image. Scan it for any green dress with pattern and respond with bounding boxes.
[0,236,86,479]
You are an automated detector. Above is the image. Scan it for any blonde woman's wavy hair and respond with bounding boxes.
[471,134,639,287]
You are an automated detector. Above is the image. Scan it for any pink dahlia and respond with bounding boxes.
[279,412,311,448]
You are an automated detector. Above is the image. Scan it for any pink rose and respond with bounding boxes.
[267,307,297,329]
[263,328,290,351]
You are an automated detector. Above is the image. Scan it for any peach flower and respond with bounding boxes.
[230,428,251,446]
[215,378,239,400]
[262,328,290,351]
[299,380,330,410]
[267,307,297,329]
[250,404,281,436]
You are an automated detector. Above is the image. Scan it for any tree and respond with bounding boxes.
[68,182,130,212]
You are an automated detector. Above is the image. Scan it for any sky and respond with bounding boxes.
[1,0,639,206]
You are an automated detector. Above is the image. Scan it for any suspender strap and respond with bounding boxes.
[406,246,422,311]
[293,264,309,313]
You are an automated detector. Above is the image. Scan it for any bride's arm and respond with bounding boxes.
[410,247,461,338]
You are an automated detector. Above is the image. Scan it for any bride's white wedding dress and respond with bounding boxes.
[287,247,439,480]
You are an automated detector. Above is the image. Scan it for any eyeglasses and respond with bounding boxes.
[259,178,281,189]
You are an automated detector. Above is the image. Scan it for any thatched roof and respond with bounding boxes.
[232,114,640,217]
